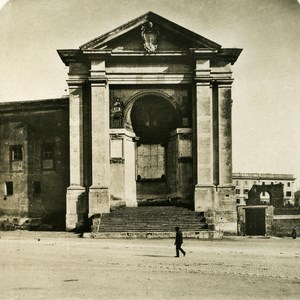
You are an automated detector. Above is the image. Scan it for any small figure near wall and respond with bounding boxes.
[291,227,297,239]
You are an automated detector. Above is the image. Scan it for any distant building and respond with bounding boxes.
[233,172,295,206]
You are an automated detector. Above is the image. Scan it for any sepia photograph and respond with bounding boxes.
[0,0,300,299]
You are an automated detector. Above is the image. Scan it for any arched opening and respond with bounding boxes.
[130,94,178,202]
[131,95,177,143]
[259,191,271,205]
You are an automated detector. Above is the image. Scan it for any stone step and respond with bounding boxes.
[95,206,208,233]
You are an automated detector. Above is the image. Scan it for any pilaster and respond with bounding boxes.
[66,79,87,231]
[89,60,110,216]
[218,81,234,186]
[194,59,215,212]
[213,79,236,234]
[169,129,193,200]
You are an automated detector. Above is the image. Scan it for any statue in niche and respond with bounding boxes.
[110,98,124,128]
[111,98,124,119]
[141,22,159,52]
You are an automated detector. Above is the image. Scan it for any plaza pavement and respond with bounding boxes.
[0,230,299,299]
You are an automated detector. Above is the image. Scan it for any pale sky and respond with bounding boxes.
[1,0,300,187]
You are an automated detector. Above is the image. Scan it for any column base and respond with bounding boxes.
[214,185,237,234]
[194,184,237,235]
[125,197,138,207]
[66,186,87,231]
[89,186,110,217]
[194,184,215,212]
[66,214,78,232]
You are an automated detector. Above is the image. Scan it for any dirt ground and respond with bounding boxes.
[0,231,300,300]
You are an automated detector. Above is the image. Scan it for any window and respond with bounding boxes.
[287,182,290,187]
[34,181,41,194]
[236,199,240,204]
[42,143,55,170]
[235,181,239,186]
[5,182,13,196]
[286,191,292,197]
[236,189,240,195]
[245,180,248,185]
[42,143,55,160]
[262,182,265,185]
[11,145,23,161]
[243,189,249,194]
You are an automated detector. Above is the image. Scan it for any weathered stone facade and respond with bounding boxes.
[58,12,242,233]
[0,99,69,228]
[0,12,242,234]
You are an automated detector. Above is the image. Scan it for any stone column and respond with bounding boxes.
[66,80,86,230]
[218,82,233,186]
[88,74,110,216]
[194,59,215,212]
[213,80,237,233]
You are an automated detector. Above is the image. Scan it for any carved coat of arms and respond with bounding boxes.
[141,22,159,52]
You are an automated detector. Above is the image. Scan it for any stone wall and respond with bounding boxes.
[0,100,69,228]
[272,215,300,237]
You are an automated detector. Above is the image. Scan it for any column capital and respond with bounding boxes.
[214,78,234,88]
[67,79,86,88]
[195,80,212,86]
[89,77,107,86]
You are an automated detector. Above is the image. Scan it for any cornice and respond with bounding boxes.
[83,49,193,58]
[215,48,243,65]
[191,48,243,65]
[58,48,242,66]
[57,49,88,66]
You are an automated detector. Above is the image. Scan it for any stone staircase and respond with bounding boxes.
[90,206,222,239]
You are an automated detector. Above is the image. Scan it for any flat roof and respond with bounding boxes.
[233,172,295,181]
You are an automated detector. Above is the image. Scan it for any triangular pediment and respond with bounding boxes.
[80,12,221,52]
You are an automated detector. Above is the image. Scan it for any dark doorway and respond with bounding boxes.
[245,208,266,236]
[130,95,177,201]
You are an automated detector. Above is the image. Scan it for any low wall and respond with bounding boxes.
[272,215,300,237]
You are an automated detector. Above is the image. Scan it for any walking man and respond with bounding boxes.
[174,226,186,257]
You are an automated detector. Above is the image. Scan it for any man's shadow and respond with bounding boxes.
[137,255,173,258]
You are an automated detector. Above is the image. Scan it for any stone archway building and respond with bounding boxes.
[58,12,242,234]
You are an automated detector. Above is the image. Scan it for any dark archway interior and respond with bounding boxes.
[131,95,177,143]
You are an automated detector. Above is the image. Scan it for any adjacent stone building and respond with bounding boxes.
[233,172,295,206]
[0,12,242,234]
[0,98,69,228]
